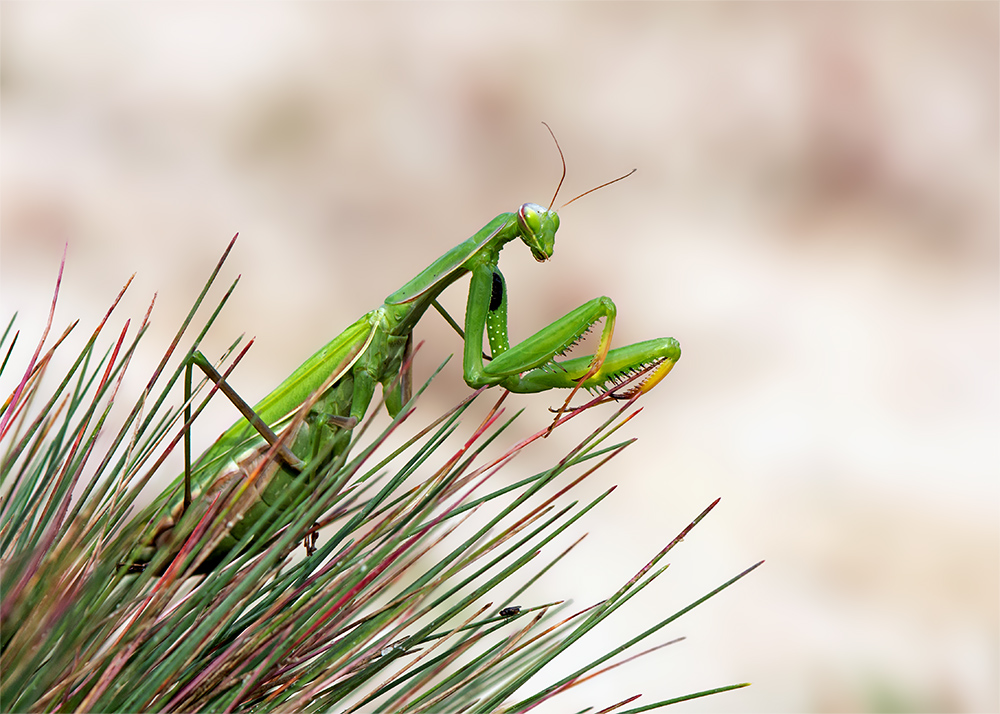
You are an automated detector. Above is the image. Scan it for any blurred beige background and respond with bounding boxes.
[1,3,996,712]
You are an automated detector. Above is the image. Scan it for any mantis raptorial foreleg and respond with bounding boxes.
[460,264,621,425]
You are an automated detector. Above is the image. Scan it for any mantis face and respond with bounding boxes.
[516,203,559,262]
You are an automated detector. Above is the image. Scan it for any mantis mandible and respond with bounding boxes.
[126,130,681,575]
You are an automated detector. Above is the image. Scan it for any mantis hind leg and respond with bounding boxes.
[175,351,345,568]
[178,352,307,521]
[119,351,282,574]
[187,353,305,476]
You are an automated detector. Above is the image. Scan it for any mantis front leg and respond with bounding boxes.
[461,263,680,413]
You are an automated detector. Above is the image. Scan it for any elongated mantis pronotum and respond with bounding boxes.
[126,130,681,575]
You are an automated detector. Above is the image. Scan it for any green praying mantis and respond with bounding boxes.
[125,133,681,575]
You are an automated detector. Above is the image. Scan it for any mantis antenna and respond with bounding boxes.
[560,168,637,209]
[541,121,636,210]
[543,121,567,211]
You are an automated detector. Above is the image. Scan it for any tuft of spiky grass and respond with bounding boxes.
[1,241,760,713]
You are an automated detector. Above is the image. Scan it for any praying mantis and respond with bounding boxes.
[125,132,681,575]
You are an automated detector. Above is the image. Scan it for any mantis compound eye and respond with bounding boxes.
[517,203,543,236]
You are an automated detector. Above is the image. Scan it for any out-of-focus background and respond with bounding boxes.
[1,3,996,712]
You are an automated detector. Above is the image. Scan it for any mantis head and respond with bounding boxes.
[520,123,631,264]
[516,202,559,262]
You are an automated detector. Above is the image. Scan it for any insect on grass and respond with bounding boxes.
[123,125,682,576]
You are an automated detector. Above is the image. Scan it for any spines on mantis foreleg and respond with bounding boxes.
[513,338,681,395]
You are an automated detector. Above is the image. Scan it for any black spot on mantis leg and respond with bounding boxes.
[489,270,504,311]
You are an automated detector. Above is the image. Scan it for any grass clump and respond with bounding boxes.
[1,240,760,713]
